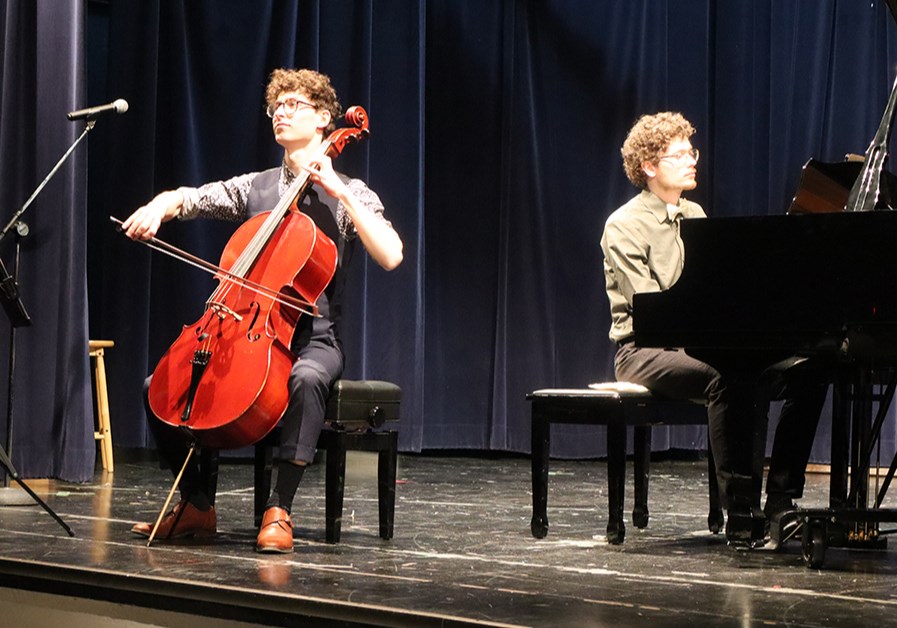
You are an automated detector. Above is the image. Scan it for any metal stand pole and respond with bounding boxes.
[0,226,32,505]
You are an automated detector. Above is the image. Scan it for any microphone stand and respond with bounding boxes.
[0,227,31,505]
[0,120,96,537]
[1,120,95,239]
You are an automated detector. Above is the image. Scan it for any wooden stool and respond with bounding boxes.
[88,340,115,473]
[253,379,401,543]
[528,384,721,544]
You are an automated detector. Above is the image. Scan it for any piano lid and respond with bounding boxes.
[791,0,897,214]
[788,158,897,214]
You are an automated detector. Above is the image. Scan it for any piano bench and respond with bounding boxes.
[201,380,400,544]
[254,380,401,543]
[527,385,722,544]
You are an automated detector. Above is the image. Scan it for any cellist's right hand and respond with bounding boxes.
[121,190,184,240]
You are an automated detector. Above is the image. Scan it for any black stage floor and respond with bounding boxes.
[0,453,896,627]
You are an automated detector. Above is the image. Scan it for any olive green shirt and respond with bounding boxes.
[600,189,706,343]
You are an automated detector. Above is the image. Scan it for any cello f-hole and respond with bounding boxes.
[246,301,261,342]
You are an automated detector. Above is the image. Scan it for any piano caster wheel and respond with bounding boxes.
[802,521,827,569]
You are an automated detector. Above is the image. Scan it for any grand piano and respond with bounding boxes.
[631,0,897,568]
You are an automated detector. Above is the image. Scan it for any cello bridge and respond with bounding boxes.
[208,301,243,322]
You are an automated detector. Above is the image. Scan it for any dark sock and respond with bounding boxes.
[763,492,794,518]
[177,460,212,511]
[265,461,306,514]
[186,491,212,511]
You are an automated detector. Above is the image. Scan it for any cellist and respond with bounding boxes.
[122,68,403,553]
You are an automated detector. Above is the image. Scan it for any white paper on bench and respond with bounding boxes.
[588,381,650,394]
[530,382,651,397]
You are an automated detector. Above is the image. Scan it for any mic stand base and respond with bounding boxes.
[0,443,73,536]
[0,485,35,506]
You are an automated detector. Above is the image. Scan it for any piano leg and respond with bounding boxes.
[830,370,851,509]
[842,366,891,549]
[530,408,550,539]
[606,419,627,544]
[632,425,651,529]
[820,365,893,554]
[850,368,874,510]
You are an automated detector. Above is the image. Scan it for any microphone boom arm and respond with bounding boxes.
[0,120,95,243]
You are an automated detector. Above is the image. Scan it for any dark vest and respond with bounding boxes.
[246,168,355,350]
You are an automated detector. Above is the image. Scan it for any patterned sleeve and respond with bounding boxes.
[177,172,260,222]
[339,178,390,239]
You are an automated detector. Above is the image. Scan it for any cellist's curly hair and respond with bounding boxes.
[265,68,342,135]
[621,112,695,189]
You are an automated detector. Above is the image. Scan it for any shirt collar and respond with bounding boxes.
[667,203,684,222]
[281,160,297,185]
[638,189,683,224]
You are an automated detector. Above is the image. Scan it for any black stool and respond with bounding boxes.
[254,379,401,543]
[528,385,721,544]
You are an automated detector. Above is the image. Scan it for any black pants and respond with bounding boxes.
[614,345,826,509]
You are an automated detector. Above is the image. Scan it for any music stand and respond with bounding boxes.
[0,237,72,534]
[0,237,33,507]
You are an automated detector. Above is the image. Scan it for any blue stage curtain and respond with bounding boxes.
[86,0,897,462]
[0,0,94,481]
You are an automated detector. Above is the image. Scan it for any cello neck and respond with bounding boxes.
[227,106,370,278]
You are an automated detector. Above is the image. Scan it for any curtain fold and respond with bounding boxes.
[0,0,93,481]
[78,0,897,465]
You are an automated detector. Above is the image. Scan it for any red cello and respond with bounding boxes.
[145,106,370,450]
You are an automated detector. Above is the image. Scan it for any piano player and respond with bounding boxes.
[599,112,828,548]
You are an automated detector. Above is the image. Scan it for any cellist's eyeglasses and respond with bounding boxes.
[658,148,700,164]
[266,97,316,118]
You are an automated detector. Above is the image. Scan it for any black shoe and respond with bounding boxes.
[764,495,801,547]
[725,507,768,549]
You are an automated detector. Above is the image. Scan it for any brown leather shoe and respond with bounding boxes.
[256,506,294,553]
[131,500,217,540]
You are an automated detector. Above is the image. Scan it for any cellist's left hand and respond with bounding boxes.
[302,154,403,271]
[302,155,348,201]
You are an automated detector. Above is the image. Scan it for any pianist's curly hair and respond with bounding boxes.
[265,68,342,135]
[621,112,696,189]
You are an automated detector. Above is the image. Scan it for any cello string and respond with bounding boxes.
[110,216,317,313]
[227,165,316,278]
[138,238,319,317]
[110,217,320,317]
[227,131,337,279]
[212,167,317,305]
[211,145,327,308]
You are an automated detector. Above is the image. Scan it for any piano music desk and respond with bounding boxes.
[528,386,721,544]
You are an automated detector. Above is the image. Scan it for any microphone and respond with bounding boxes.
[67,99,129,121]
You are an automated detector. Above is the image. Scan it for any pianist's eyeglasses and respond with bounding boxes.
[658,148,700,164]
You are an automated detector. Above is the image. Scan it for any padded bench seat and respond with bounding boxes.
[528,384,721,544]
